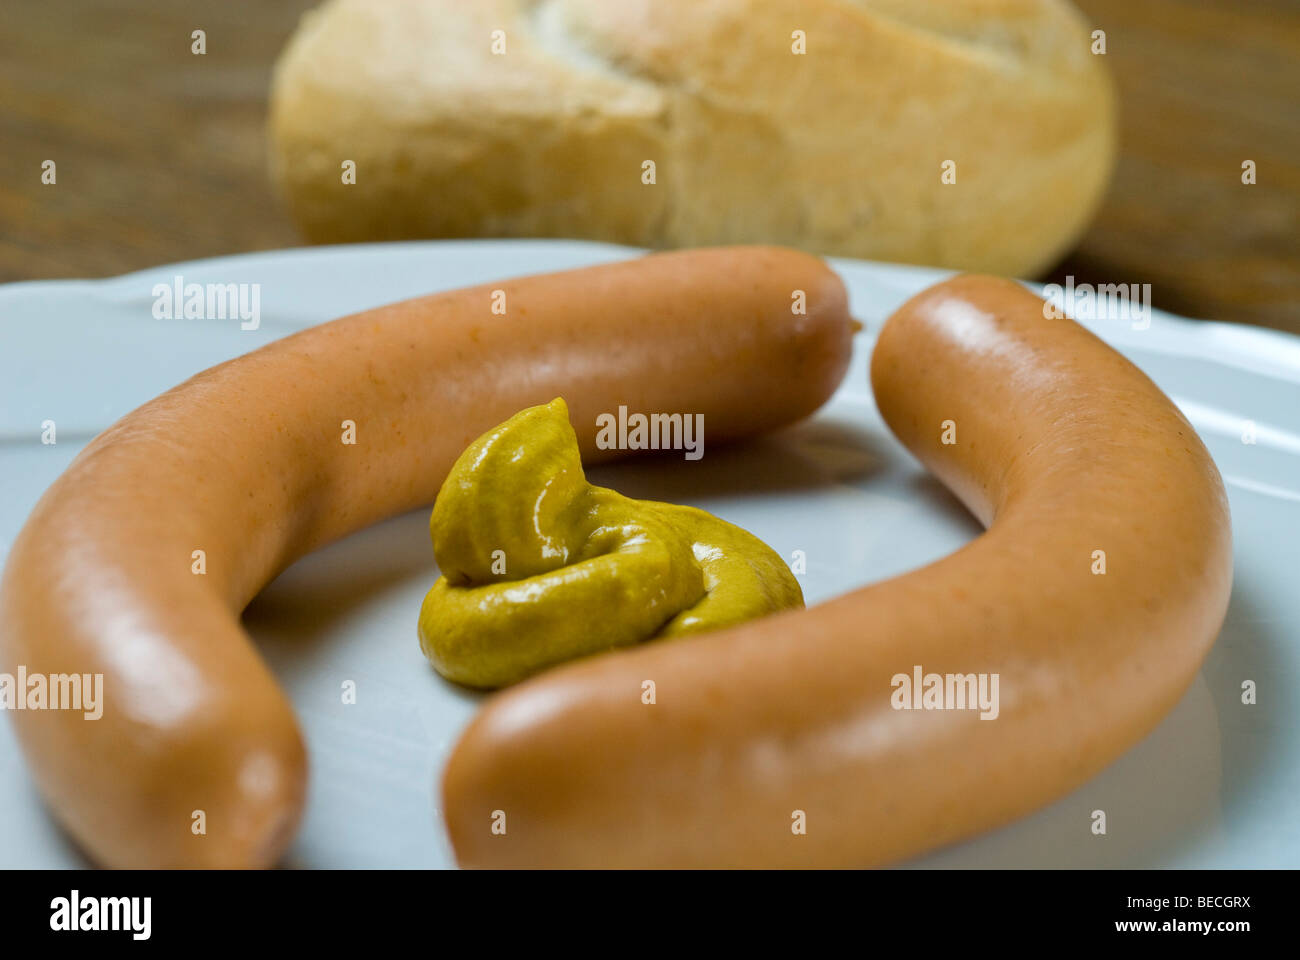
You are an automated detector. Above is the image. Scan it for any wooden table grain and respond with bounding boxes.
[2,0,1297,332]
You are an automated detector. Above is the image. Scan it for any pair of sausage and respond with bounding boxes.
[0,247,1231,867]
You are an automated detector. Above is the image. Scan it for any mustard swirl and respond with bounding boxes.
[418,398,803,688]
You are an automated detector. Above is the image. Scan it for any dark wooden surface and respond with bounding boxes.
[2,0,1297,332]
[1061,0,1300,330]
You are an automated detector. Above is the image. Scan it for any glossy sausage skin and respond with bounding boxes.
[442,275,1233,868]
[0,247,852,867]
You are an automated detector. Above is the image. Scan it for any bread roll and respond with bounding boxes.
[269,0,1115,276]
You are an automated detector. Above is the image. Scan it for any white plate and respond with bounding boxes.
[2,240,1298,869]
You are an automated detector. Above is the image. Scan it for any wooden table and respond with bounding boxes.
[3,0,1297,332]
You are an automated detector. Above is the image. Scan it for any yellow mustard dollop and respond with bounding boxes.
[418,398,803,688]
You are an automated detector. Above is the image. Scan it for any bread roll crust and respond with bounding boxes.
[269,0,1115,275]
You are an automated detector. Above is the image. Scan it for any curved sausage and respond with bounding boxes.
[441,274,1233,868]
[0,246,852,867]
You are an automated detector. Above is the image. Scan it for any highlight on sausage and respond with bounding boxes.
[440,274,1233,868]
[0,247,852,867]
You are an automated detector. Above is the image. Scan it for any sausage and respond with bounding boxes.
[0,246,852,868]
[441,274,1233,868]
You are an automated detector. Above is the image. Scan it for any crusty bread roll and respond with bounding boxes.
[269,0,1115,276]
